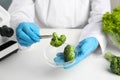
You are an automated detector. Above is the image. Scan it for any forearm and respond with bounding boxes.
[79,0,111,53]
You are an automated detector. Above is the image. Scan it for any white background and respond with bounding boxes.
[111,0,120,9]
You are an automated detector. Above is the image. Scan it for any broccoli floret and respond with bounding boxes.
[102,6,120,47]
[64,45,75,62]
[50,32,66,47]
[104,52,120,75]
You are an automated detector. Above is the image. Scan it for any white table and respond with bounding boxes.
[0,29,120,80]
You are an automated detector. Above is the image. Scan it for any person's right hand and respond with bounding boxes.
[16,22,40,47]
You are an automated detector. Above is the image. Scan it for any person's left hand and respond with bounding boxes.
[54,37,99,69]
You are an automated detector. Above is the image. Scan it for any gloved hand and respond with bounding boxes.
[54,37,99,69]
[16,22,40,47]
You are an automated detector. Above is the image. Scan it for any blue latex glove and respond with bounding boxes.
[54,37,99,69]
[16,22,40,47]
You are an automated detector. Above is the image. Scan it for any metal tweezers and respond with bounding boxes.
[39,35,53,39]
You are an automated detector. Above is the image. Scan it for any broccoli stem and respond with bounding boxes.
[50,32,66,47]
[104,52,115,62]
[104,52,120,75]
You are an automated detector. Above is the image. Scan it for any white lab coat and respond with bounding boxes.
[8,0,111,54]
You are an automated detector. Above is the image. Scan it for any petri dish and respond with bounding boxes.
[44,43,76,68]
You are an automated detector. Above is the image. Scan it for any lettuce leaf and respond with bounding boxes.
[102,6,120,46]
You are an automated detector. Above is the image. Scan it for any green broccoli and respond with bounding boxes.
[64,45,75,62]
[104,52,120,75]
[50,32,66,47]
[102,6,120,47]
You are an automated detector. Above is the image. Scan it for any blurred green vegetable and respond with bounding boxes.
[64,45,75,62]
[50,32,66,47]
[102,6,120,47]
[104,52,120,75]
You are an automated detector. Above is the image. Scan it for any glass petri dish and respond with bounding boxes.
[44,43,76,68]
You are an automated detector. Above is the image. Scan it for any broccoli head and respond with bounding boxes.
[50,32,66,47]
[102,6,120,47]
[104,52,120,75]
[64,45,75,62]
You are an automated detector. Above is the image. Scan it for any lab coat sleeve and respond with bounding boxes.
[8,0,35,29]
[79,0,111,54]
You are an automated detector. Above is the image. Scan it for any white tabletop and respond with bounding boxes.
[0,29,120,80]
